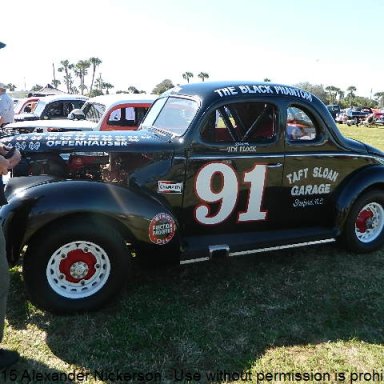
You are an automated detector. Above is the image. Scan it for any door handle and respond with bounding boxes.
[268,163,283,168]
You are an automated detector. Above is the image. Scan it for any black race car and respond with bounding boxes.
[2,81,384,313]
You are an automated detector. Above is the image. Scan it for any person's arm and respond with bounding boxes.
[0,145,21,171]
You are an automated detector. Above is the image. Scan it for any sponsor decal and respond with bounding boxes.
[158,181,183,194]
[12,132,153,151]
[214,85,313,102]
[226,142,258,153]
[149,213,176,245]
[286,166,340,208]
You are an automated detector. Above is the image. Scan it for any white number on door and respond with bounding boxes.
[194,162,267,225]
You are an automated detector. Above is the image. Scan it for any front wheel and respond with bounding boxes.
[341,190,384,253]
[23,219,131,313]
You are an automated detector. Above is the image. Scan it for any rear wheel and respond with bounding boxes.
[342,190,384,253]
[23,219,131,313]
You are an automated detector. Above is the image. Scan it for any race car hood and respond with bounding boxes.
[0,129,176,154]
[4,119,97,132]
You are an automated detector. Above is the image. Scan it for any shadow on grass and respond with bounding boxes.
[6,244,384,382]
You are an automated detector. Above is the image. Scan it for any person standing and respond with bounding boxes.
[0,142,21,369]
[0,83,14,128]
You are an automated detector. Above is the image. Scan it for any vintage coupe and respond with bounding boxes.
[2,81,384,313]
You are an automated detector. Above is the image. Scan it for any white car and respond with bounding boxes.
[3,94,157,135]
[13,94,88,122]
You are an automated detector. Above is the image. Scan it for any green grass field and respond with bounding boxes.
[3,124,384,383]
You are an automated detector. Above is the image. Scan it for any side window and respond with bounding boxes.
[107,107,149,127]
[45,102,63,118]
[286,106,318,142]
[201,102,276,143]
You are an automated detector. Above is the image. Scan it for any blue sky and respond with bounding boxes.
[1,0,383,97]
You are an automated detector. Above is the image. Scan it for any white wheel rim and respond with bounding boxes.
[46,241,111,299]
[355,202,384,243]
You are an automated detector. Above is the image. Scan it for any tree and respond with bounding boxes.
[102,82,114,94]
[325,85,339,104]
[51,79,61,89]
[89,57,102,95]
[152,79,174,94]
[57,60,74,93]
[295,82,327,103]
[182,72,194,83]
[346,86,357,106]
[374,92,384,107]
[128,86,140,94]
[31,84,44,92]
[74,60,91,95]
[6,83,16,91]
[197,72,209,82]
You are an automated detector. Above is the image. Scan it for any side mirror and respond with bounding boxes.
[68,109,86,120]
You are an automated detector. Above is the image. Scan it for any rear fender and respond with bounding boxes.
[334,165,384,230]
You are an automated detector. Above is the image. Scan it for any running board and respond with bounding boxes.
[180,238,336,265]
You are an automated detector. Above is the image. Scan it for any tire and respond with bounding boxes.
[341,190,384,253]
[23,219,131,314]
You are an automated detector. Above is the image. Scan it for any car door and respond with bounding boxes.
[182,100,285,237]
[282,102,372,230]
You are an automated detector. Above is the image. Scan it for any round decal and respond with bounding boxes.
[149,213,176,245]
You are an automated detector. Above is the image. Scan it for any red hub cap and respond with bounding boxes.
[356,209,373,233]
[59,248,97,283]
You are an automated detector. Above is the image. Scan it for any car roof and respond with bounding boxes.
[36,94,89,103]
[162,81,323,108]
[86,93,157,107]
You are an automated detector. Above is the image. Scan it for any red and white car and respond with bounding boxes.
[3,94,157,135]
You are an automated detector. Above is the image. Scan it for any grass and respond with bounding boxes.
[3,124,384,383]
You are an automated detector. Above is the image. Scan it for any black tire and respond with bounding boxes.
[23,219,131,314]
[341,190,384,253]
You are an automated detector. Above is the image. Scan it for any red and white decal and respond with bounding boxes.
[149,213,176,245]
[194,162,267,225]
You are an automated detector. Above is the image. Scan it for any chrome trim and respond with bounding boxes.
[229,238,336,257]
[180,257,210,265]
[179,238,336,265]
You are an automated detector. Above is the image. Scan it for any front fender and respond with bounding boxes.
[334,164,384,230]
[1,178,180,264]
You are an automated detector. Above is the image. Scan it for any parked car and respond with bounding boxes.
[12,94,88,122]
[326,104,340,119]
[335,109,348,124]
[13,96,40,114]
[3,81,384,314]
[2,94,156,135]
[345,107,372,125]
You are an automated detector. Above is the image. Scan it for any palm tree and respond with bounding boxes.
[57,60,74,93]
[89,57,102,95]
[197,72,209,82]
[346,86,357,106]
[74,60,91,95]
[102,82,114,94]
[325,85,339,104]
[6,83,16,91]
[182,72,194,83]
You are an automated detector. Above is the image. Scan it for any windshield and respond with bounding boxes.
[140,96,199,136]
[81,102,106,123]
[32,100,47,116]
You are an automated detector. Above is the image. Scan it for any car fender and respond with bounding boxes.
[2,178,180,264]
[334,164,384,230]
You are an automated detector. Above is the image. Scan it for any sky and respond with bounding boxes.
[1,0,383,98]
